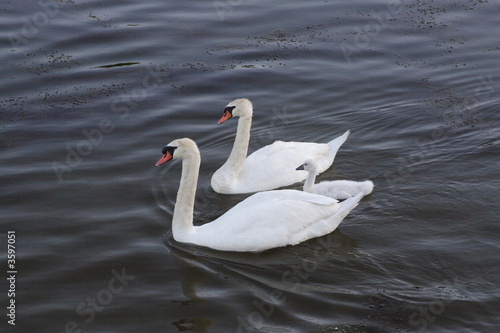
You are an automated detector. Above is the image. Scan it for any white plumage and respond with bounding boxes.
[156,138,365,252]
[297,159,374,200]
[211,98,350,194]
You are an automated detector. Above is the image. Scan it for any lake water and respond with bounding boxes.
[1,0,499,332]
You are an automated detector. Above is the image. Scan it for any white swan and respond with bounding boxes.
[296,159,374,199]
[156,138,365,252]
[211,98,350,194]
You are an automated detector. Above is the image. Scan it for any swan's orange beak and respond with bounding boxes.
[155,151,174,167]
[217,110,233,124]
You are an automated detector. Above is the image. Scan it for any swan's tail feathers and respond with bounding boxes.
[362,180,374,196]
[327,130,350,160]
[333,190,364,222]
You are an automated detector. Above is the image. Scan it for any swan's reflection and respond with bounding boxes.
[168,262,213,332]
[163,226,360,300]
[171,317,213,332]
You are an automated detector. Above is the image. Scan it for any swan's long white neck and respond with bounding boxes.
[172,151,200,241]
[223,114,252,177]
[303,170,317,192]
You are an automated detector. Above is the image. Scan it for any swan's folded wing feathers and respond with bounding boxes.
[239,142,332,192]
[230,138,345,193]
[205,190,337,234]
[192,190,357,252]
[244,141,330,166]
[256,190,338,205]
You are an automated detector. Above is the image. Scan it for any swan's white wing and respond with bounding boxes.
[212,131,350,194]
[192,190,341,252]
[234,141,331,192]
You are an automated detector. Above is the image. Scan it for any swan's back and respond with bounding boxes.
[187,190,361,252]
[234,141,331,192]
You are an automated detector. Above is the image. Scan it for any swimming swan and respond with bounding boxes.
[211,98,350,194]
[156,138,365,252]
[296,159,374,199]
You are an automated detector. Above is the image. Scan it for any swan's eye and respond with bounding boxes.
[162,146,177,155]
[224,106,236,115]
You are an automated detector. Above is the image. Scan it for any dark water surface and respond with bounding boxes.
[1,0,499,332]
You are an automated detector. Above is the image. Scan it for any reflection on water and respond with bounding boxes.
[171,265,213,332]
[163,229,362,332]
[93,62,141,69]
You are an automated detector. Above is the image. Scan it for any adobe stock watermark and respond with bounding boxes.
[8,0,59,49]
[408,266,499,332]
[236,232,343,332]
[408,277,463,332]
[441,74,494,127]
[52,64,165,182]
[383,74,495,187]
[49,267,135,333]
[252,105,295,149]
[213,0,254,21]
[339,0,404,63]
[8,0,103,49]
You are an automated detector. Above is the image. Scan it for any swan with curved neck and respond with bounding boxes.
[296,159,374,199]
[211,98,350,194]
[156,138,366,252]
